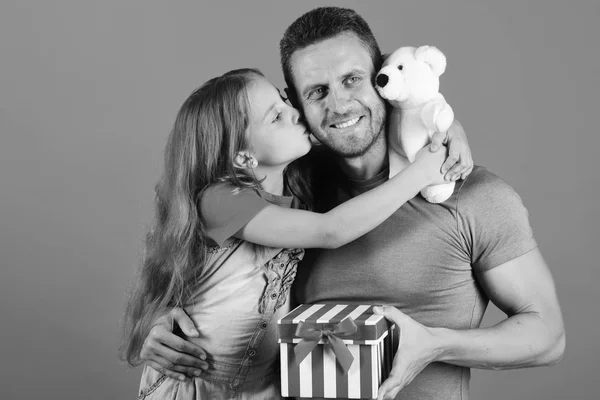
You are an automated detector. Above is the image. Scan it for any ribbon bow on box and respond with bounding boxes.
[293,317,358,372]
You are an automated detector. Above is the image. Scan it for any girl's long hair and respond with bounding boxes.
[120,68,313,366]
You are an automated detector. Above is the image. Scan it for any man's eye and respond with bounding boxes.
[308,87,326,100]
[348,76,361,84]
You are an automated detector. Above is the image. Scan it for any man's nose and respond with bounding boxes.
[327,87,351,114]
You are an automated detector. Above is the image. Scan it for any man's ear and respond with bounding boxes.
[233,151,257,169]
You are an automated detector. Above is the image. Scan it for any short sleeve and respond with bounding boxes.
[456,167,538,273]
[200,183,270,247]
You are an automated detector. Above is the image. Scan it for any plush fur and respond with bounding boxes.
[376,45,455,203]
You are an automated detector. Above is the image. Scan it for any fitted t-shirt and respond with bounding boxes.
[293,166,537,400]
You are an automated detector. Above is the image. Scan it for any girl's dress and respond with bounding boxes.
[138,183,304,399]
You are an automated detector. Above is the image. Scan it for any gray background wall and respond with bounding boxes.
[1,0,598,399]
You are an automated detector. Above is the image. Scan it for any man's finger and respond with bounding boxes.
[148,352,206,377]
[385,385,403,400]
[170,308,200,338]
[373,305,408,324]
[154,351,207,375]
[155,344,209,370]
[157,334,208,361]
[145,360,188,382]
[377,375,404,400]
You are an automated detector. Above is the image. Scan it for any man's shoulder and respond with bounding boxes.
[455,166,526,211]
[454,168,537,272]
[457,166,517,198]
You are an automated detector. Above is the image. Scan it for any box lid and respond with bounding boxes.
[277,304,390,344]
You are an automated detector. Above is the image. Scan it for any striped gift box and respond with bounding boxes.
[277,304,395,399]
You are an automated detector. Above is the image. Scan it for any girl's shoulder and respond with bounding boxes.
[202,181,255,199]
[200,183,270,247]
[201,182,264,211]
[201,182,267,215]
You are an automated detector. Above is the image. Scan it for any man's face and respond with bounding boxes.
[289,33,386,158]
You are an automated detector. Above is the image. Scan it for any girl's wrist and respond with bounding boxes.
[405,161,432,189]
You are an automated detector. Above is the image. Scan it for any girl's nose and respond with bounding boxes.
[291,107,301,124]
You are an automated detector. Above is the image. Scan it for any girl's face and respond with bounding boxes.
[245,77,312,168]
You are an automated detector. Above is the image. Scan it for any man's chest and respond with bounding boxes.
[294,203,477,311]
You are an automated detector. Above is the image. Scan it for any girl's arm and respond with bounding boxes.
[236,145,447,249]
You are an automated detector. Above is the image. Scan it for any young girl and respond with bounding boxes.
[122,68,452,399]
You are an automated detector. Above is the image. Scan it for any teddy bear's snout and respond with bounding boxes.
[376,73,389,88]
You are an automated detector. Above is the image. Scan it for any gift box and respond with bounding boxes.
[277,304,395,399]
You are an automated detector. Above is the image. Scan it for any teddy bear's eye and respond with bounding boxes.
[398,65,404,71]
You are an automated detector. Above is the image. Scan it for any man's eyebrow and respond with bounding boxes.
[343,68,367,80]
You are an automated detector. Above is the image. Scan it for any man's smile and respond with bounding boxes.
[329,116,364,130]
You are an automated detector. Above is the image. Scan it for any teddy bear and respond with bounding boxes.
[375,45,455,204]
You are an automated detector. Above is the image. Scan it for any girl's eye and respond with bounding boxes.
[272,112,282,123]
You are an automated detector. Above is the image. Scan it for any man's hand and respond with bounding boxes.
[140,307,209,381]
[373,306,441,400]
[429,119,473,181]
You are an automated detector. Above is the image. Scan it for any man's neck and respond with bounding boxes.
[336,136,388,181]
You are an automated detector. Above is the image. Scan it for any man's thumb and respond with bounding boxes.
[374,305,405,323]
[373,306,385,315]
[172,308,199,337]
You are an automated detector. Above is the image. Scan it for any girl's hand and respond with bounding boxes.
[429,119,474,181]
[412,144,448,186]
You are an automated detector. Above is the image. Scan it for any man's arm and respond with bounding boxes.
[434,247,565,368]
[375,248,565,400]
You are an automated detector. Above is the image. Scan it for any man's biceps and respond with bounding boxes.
[480,249,555,312]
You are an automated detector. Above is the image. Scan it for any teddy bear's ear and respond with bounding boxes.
[415,46,447,77]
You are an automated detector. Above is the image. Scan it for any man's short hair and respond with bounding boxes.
[279,7,382,102]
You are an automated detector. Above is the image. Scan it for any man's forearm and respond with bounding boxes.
[431,312,565,370]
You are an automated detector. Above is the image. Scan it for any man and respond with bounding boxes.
[138,7,565,400]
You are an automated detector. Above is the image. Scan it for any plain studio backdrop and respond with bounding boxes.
[1,0,598,399]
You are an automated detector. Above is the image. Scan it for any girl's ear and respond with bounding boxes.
[234,151,257,169]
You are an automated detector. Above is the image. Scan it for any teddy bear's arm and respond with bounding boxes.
[421,95,455,135]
